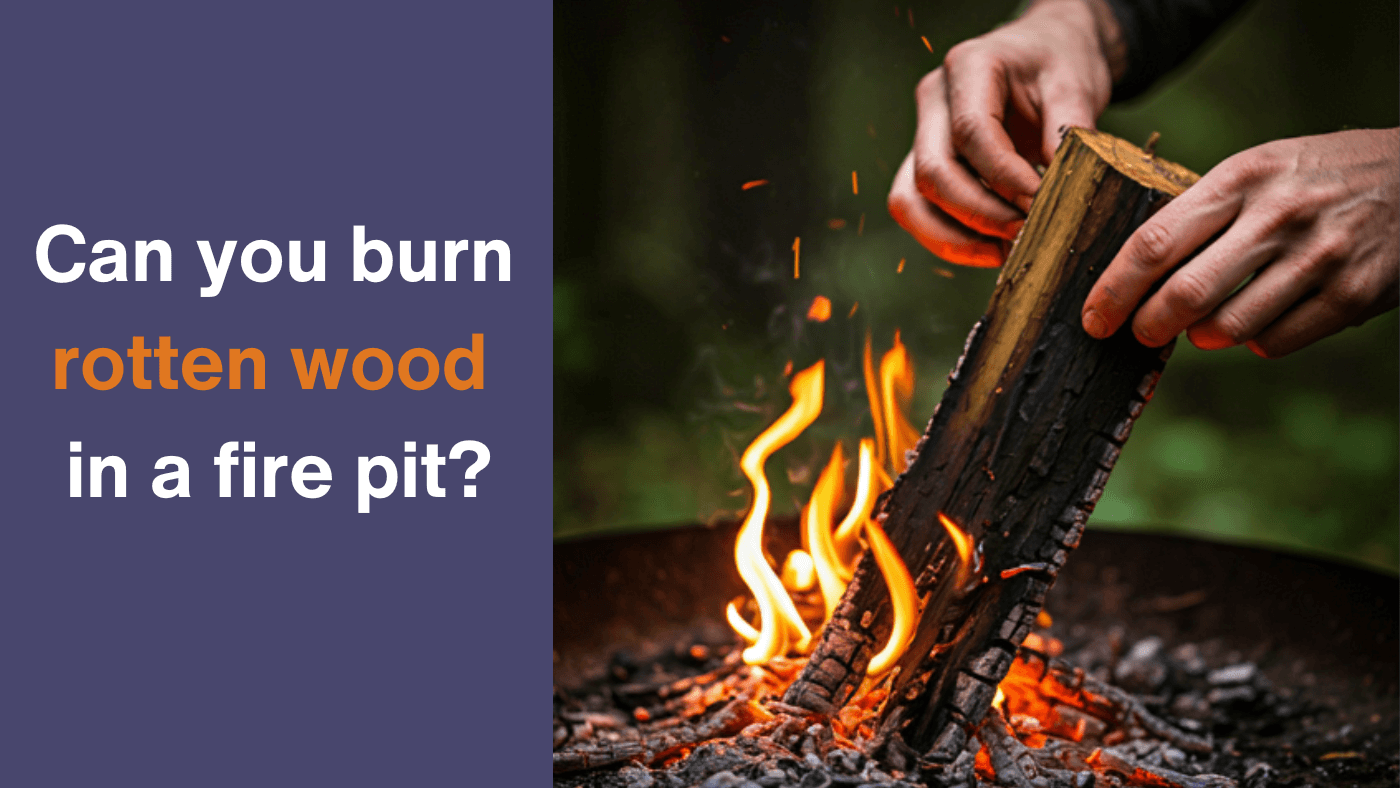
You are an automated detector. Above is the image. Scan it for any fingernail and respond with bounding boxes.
[1134,325,1155,346]
[1246,340,1269,359]
[1082,308,1108,339]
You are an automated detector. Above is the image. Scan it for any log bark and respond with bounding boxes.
[782,129,1199,761]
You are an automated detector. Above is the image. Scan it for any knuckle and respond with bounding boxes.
[1162,268,1214,315]
[943,40,978,72]
[1323,277,1369,313]
[1212,311,1252,345]
[1130,222,1175,268]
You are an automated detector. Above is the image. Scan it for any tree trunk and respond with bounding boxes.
[782,129,1199,764]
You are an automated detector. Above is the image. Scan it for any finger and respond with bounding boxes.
[913,70,1026,239]
[1186,253,1324,350]
[889,151,1005,267]
[1037,77,1097,165]
[1082,174,1245,341]
[942,46,1042,210]
[1245,289,1356,359]
[1130,213,1283,346]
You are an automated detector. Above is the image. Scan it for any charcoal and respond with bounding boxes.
[1206,664,1257,687]
[1241,762,1274,788]
[698,771,749,788]
[756,770,789,787]
[1205,686,1257,706]
[1114,637,1168,693]
[620,765,657,788]
[799,770,833,788]
[1169,644,1207,678]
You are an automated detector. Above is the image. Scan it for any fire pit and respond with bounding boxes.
[554,520,1398,788]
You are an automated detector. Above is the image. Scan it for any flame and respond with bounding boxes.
[726,335,924,676]
[731,360,824,664]
[805,444,849,619]
[833,438,881,574]
[863,332,888,471]
[880,330,920,475]
[938,512,975,586]
[864,518,917,676]
[780,549,816,592]
[865,331,921,476]
[807,295,833,322]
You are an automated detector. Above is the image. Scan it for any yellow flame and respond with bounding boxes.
[938,512,974,586]
[880,330,920,476]
[726,601,760,643]
[806,443,848,619]
[731,360,825,664]
[865,518,918,676]
[833,438,881,575]
[863,332,888,472]
[780,549,816,592]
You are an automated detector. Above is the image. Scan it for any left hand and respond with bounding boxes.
[1081,128,1400,357]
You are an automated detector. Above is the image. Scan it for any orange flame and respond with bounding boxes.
[833,438,881,574]
[728,360,824,664]
[805,443,848,619]
[865,518,917,676]
[880,331,920,475]
[807,295,832,322]
[938,512,974,586]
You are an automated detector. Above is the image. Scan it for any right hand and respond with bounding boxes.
[887,0,1117,267]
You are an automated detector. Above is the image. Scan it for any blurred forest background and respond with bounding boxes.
[554,0,1399,572]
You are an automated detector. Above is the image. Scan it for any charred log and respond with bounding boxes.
[782,129,1200,760]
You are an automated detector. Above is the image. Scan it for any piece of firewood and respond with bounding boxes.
[782,128,1199,763]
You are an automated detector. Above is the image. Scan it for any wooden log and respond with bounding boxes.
[781,129,1199,762]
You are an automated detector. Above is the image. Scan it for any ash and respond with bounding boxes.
[555,629,1398,788]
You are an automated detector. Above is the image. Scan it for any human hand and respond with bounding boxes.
[887,0,1122,267]
[1081,128,1400,358]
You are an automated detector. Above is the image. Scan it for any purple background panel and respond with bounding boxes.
[0,2,551,785]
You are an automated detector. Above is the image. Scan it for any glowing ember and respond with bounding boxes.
[741,179,769,190]
[851,170,859,195]
[807,295,833,322]
[792,237,800,279]
[729,360,824,664]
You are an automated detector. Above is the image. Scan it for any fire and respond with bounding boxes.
[807,295,833,322]
[728,360,824,664]
[938,512,975,586]
[805,443,849,619]
[879,330,920,475]
[864,517,917,676]
[864,331,921,476]
[832,438,879,574]
[727,332,927,675]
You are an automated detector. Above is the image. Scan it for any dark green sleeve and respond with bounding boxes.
[1102,0,1251,100]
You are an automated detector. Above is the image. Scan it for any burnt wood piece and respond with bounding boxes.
[782,129,1199,760]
